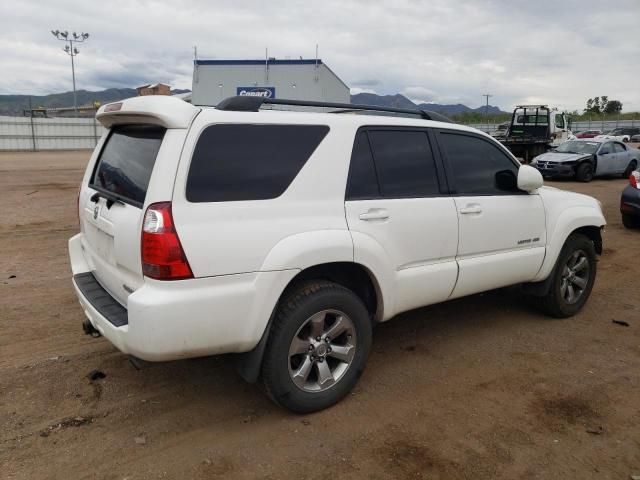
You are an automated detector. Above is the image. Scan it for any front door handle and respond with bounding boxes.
[359,208,389,221]
[459,204,482,215]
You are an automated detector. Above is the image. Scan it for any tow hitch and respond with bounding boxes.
[82,319,101,337]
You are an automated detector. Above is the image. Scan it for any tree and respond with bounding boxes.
[584,96,623,114]
[603,100,623,114]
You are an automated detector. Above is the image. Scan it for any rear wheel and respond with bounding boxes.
[262,281,372,413]
[623,160,637,178]
[622,212,640,229]
[539,234,597,318]
[575,162,594,182]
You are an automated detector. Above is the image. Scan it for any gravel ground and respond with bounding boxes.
[1,150,639,480]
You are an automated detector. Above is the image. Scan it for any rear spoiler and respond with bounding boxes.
[96,96,200,129]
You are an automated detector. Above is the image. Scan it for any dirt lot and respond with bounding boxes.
[1,150,639,480]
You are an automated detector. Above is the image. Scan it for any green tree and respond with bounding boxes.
[603,99,623,114]
[584,96,623,114]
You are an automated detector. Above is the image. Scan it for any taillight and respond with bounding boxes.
[630,171,640,189]
[141,202,193,280]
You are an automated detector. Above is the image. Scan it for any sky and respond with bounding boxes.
[1,0,639,111]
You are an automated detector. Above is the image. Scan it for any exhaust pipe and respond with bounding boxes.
[82,319,101,337]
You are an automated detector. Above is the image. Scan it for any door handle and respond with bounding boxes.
[359,209,389,221]
[459,205,482,215]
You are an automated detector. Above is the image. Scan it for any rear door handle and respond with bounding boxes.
[459,204,482,215]
[359,208,389,221]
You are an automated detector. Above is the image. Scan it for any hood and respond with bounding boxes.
[533,151,591,164]
[538,186,605,224]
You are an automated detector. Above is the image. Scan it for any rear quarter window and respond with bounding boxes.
[90,125,165,206]
[186,124,329,202]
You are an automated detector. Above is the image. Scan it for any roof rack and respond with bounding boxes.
[214,96,454,123]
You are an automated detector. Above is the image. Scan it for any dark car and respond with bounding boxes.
[621,171,640,228]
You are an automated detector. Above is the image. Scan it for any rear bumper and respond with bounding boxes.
[621,185,640,217]
[69,233,298,361]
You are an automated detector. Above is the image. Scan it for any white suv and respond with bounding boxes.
[69,95,606,413]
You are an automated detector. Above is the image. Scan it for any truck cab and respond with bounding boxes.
[501,105,572,162]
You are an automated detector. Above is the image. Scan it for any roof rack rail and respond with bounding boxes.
[214,96,454,123]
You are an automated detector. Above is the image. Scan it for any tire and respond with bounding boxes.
[622,212,640,229]
[575,162,594,182]
[262,281,372,413]
[623,138,629,143]
[539,234,597,318]
[622,160,637,179]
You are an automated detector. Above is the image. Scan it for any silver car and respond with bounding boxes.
[531,138,639,182]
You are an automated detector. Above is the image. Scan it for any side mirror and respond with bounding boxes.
[517,165,543,192]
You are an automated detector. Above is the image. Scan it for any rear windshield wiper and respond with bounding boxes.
[90,190,126,209]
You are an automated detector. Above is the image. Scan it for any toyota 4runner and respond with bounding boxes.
[69,95,606,413]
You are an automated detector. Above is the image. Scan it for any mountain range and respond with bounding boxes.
[0,89,505,116]
[0,88,190,116]
[350,93,507,115]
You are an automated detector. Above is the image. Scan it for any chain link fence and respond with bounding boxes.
[468,118,640,135]
[1,113,639,151]
[0,115,105,151]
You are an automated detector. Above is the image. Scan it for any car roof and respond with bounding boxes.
[198,105,482,134]
[573,138,607,143]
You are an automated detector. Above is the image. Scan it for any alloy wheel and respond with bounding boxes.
[288,309,357,392]
[560,250,590,304]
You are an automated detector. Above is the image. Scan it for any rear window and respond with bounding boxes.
[186,124,329,202]
[90,125,165,206]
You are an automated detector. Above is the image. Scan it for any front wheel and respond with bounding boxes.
[262,281,372,413]
[575,162,594,182]
[622,212,640,229]
[539,234,597,318]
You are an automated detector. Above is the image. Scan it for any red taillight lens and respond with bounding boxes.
[141,202,193,280]
[630,171,639,189]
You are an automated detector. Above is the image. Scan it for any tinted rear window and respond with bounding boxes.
[368,130,440,197]
[186,124,329,202]
[91,125,165,205]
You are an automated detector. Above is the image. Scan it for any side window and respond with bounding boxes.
[186,124,329,202]
[438,132,520,195]
[614,142,626,153]
[555,115,565,129]
[600,142,612,155]
[367,130,440,197]
[346,132,380,200]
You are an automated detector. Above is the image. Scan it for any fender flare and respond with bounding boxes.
[236,230,395,383]
[533,207,605,282]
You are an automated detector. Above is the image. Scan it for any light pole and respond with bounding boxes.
[482,93,493,132]
[51,30,89,115]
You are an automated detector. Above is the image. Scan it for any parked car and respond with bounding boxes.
[621,170,640,228]
[630,133,640,143]
[69,95,606,413]
[595,127,640,143]
[575,130,602,139]
[532,138,639,182]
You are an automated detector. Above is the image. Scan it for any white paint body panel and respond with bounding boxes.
[69,96,606,362]
[345,197,459,319]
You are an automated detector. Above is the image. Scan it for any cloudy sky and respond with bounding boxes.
[1,0,639,111]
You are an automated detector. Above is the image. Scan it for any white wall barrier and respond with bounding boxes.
[0,116,106,151]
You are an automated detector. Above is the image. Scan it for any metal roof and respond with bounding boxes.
[195,59,324,66]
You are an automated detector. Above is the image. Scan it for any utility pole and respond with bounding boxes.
[482,93,493,132]
[51,30,89,116]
